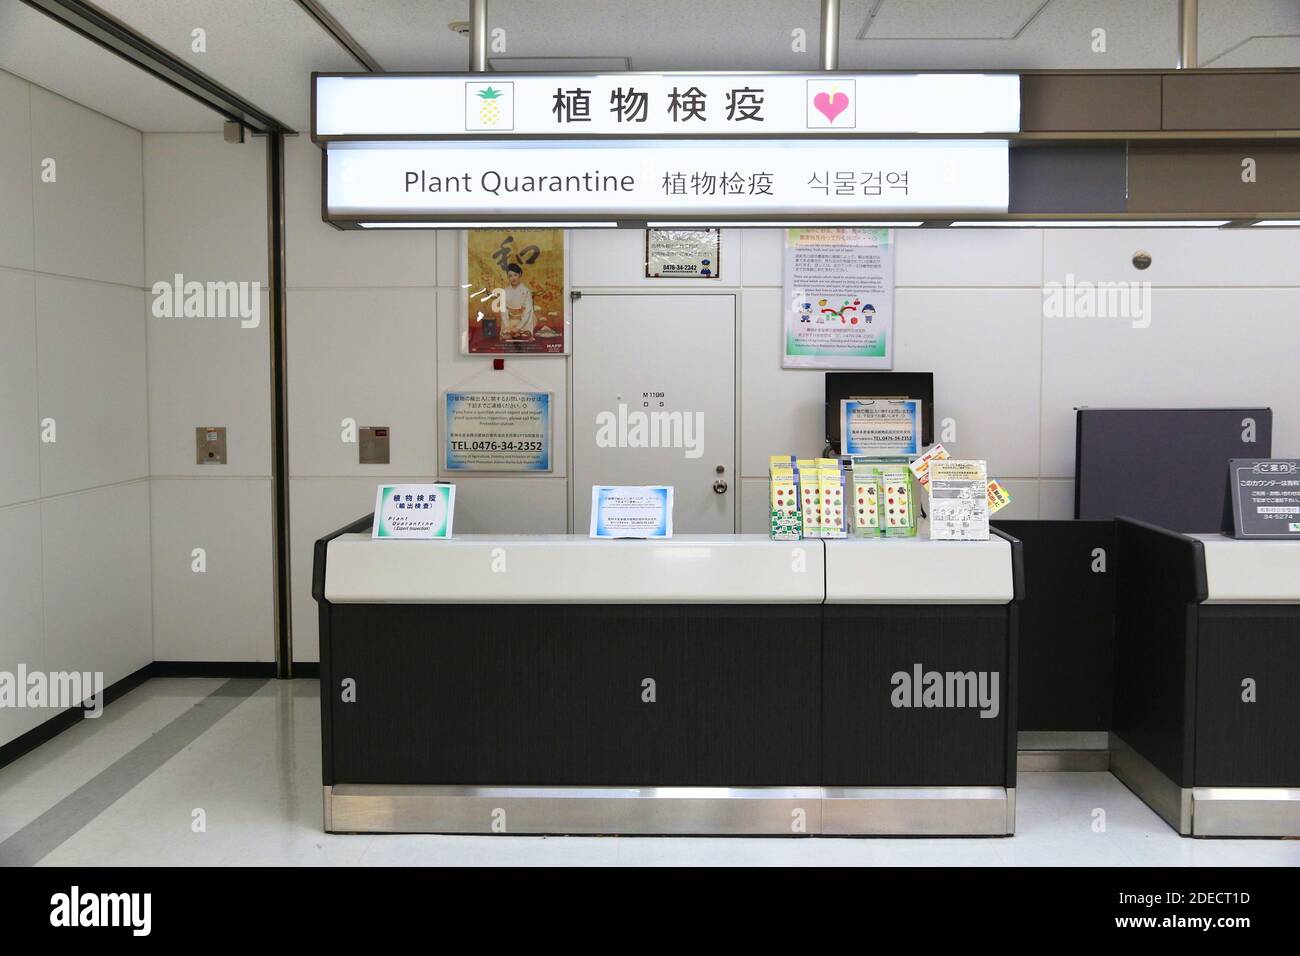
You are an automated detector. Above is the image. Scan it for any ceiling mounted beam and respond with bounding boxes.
[19,0,295,133]
[294,0,382,72]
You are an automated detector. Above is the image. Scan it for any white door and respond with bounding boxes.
[572,293,736,534]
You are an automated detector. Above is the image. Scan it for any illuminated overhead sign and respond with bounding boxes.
[313,72,1021,139]
[324,140,1009,223]
[312,72,1018,225]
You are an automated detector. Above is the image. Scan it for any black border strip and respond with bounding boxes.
[267,132,293,676]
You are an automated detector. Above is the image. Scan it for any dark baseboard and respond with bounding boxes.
[0,662,152,770]
[0,661,321,772]
[150,661,279,678]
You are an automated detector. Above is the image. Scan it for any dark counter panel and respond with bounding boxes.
[325,603,821,787]
[1195,606,1300,787]
[994,519,1115,733]
[1112,518,1206,787]
[822,605,1011,787]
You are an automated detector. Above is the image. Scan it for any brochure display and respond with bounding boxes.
[372,484,455,539]
[928,459,991,541]
[783,228,895,370]
[589,486,673,539]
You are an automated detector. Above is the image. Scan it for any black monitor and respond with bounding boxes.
[825,372,935,454]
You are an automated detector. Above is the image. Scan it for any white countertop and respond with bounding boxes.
[1191,534,1300,604]
[324,533,826,604]
[824,536,1015,604]
[324,532,1017,605]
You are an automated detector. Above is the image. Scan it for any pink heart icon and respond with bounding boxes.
[813,91,850,122]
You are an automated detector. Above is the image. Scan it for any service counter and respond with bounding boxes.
[1112,519,1300,836]
[313,516,1023,836]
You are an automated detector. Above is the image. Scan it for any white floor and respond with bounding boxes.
[1,677,1297,866]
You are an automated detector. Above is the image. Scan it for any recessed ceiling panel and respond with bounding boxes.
[93,0,360,131]
[1199,0,1300,67]
[860,0,1050,40]
[319,0,470,71]
[0,0,221,131]
[842,0,1180,69]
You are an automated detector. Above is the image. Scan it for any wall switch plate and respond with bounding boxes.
[196,426,227,465]
[359,426,390,465]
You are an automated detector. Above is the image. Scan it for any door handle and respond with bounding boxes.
[713,479,729,494]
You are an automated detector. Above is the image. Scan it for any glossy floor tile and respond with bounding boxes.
[2,677,1298,867]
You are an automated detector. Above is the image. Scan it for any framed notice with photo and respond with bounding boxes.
[463,228,569,355]
[645,228,720,278]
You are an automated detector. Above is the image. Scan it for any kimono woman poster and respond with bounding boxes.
[464,228,569,355]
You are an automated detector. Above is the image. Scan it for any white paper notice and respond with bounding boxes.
[589,486,674,539]
[927,460,990,541]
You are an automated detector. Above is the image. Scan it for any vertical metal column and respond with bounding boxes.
[820,0,841,71]
[266,132,293,678]
[1178,0,1198,68]
[469,0,488,72]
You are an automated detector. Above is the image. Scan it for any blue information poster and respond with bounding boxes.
[841,398,921,457]
[444,390,552,472]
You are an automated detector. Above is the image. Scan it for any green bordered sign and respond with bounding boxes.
[373,484,455,539]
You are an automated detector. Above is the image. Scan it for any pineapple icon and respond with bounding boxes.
[477,86,503,125]
[466,82,512,130]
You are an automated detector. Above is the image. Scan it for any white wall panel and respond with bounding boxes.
[287,287,438,477]
[739,229,783,287]
[449,477,568,534]
[143,133,267,285]
[29,87,143,287]
[739,476,768,534]
[289,476,428,663]
[285,135,436,289]
[893,289,1043,478]
[1040,289,1300,477]
[435,287,569,477]
[1045,228,1300,288]
[147,290,271,477]
[897,228,1043,288]
[41,481,151,687]
[0,270,39,506]
[149,478,274,662]
[36,277,148,497]
[570,228,740,288]
[1039,479,1075,520]
[0,70,33,271]
[0,502,46,746]
[985,478,1039,520]
[738,287,826,477]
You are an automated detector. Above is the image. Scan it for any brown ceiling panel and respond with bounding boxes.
[1128,143,1300,212]
[1021,74,1162,131]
